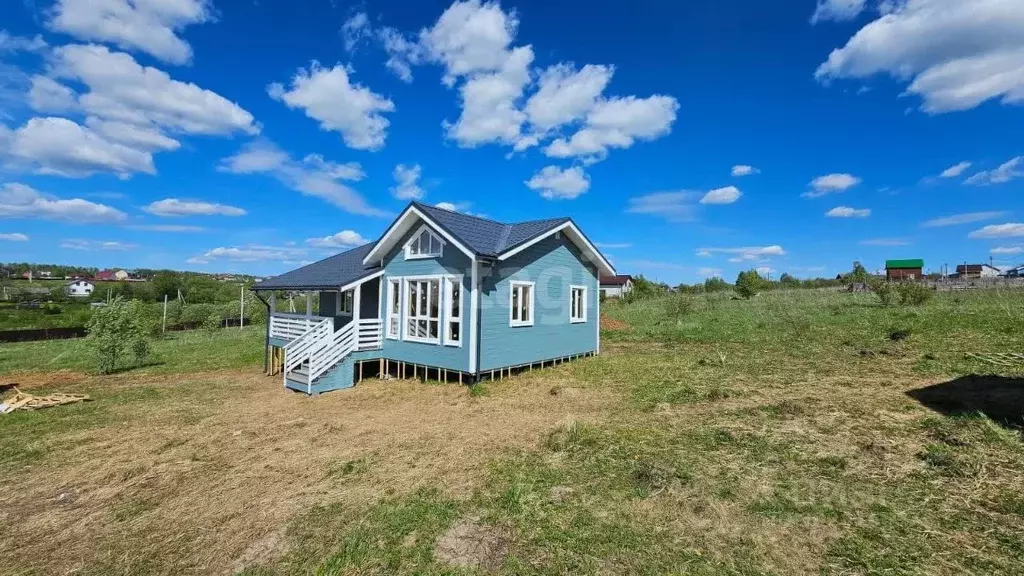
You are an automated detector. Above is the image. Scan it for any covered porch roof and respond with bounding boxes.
[252,242,380,291]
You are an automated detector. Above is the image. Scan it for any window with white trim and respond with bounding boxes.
[404,278,441,343]
[405,226,445,259]
[336,289,353,316]
[510,281,534,327]
[444,276,462,346]
[386,279,401,339]
[570,285,587,323]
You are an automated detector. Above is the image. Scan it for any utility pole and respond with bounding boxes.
[239,284,244,330]
[162,294,168,333]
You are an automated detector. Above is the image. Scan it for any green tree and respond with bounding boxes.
[85,297,152,374]
[703,277,731,293]
[778,273,800,289]
[151,271,182,301]
[735,270,768,299]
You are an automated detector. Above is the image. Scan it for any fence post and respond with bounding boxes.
[162,294,168,333]
[239,285,244,330]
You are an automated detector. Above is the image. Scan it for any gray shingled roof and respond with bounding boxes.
[412,202,569,255]
[253,243,379,291]
[254,203,591,291]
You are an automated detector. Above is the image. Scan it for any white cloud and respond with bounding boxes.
[0,232,28,241]
[0,183,127,223]
[810,0,868,24]
[696,246,787,260]
[525,165,590,200]
[860,238,910,246]
[940,161,972,178]
[804,173,861,197]
[269,62,394,151]
[379,1,677,160]
[127,224,205,232]
[391,164,424,200]
[596,242,631,249]
[0,31,47,53]
[61,239,136,251]
[47,0,212,64]
[1,117,155,177]
[306,230,369,249]
[964,157,1023,186]
[921,211,1006,227]
[697,267,723,277]
[700,186,742,205]
[731,165,760,177]
[815,0,1024,113]
[968,223,1024,239]
[341,12,372,52]
[991,246,1023,255]
[826,206,871,218]
[143,198,246,217]
[524,63,613,132]
[544,95,678,162]
[626,190,699,222]
[435,201,473,213]
[219,140,386,217]
[445,46,533,147]
[85,118,181,152]
[28,75,78,113]
[188,244,308,264]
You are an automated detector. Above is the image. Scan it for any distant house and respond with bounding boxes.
[885,259,923,281]
[1002,265,1024,278]
[599,275,633,298]
[96,269,130,281]
[955,264,1001,279]
[66,279,95,297]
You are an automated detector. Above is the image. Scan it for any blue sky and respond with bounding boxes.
[0,0,1022,284]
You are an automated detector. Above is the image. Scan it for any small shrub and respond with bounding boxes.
[897,282,933,306]
[85,297,152,374]
[202,312,222,333]
[869,278,895,307]
[664,295,694,318]
[888,328,911,342]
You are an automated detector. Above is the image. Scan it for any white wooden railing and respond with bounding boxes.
[282,317,384,387]
[270,313,327,341]
[356,318,383,351]
[282,317,332,380]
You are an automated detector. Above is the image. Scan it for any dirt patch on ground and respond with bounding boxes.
[435,517,510,571]
[1,369,88,390]
[0,366,616,575]
[601,315,628,331]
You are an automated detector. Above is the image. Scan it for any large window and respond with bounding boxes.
[444,277,461,346]
[404,278,441,343]
[570,285,587,323]
[509,281,534,327]
[405,226,444,259]
[386,279,401,339]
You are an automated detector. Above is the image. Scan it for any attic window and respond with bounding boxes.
[405,226,445,259]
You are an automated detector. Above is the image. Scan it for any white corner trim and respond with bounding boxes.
[469,260,479,374]
[362,205,475,264]
[338,269,385,293]
[595,265,601,354]
[496,222,615,277]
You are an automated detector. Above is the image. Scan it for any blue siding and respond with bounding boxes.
[479,234,598,371]
[377,222,472,372]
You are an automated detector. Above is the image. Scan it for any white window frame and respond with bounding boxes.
[336,289,353,316]
[404,224,446,260]
[386,279,401,339]
[570,284,587,323]
[443,275,464,347]
[509,280,535,328]
[402,275,443,344]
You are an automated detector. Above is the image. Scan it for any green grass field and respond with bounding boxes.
[2,288,1024,575]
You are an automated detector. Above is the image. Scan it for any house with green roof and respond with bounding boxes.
[253,201,615,395]
[885,259,924,281]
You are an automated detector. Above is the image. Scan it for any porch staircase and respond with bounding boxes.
[281,318,382,394]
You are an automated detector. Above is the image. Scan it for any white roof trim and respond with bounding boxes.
[338,269,385,293]
[496,222,616,277]
[363,206,475,265]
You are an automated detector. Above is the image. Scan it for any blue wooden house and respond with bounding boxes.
[252,202,615,394]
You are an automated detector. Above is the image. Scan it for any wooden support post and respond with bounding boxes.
[358,362,362,383]
[306,292,313,317]
[379,358,383,379]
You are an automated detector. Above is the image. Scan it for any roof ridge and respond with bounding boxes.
[413,201,510,226]
[495,224,513,253]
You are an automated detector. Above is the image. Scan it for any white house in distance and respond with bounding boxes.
[599,275,634,298]
[66,279,95,297]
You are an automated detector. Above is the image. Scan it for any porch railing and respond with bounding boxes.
[356,318,383,351]
[270,313,326,341]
